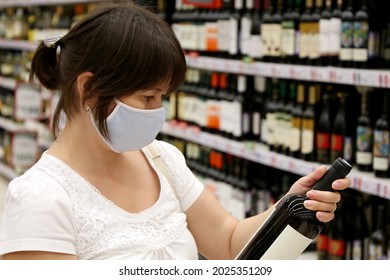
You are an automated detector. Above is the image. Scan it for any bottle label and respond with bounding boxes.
[340,21,353,60]
[301,129,314,154]
[281,21,295,56]
[217,20,230,52]
[316,233,329,251]
[308,23,320,59]
[266,112,276,145]
[353,21,369,62]
[299,22,310,58]
[269,24,282,57]
[369,244,387,260]
[317,132,330,149]
[319,18,331,55]
[290,127,301,152]
[252,112,261,136]
[206,100,220,130]
[329,18,341,55]
[373,130,390,170]
[328,238,346,258]
[260,224,313,260]
[331,134,343,151]
[261,24,272,57]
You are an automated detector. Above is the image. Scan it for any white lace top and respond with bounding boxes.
[0,140,204,259]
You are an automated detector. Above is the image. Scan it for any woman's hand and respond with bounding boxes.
[286,165,351,223]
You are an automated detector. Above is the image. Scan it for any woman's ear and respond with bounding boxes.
[76,72,94,100]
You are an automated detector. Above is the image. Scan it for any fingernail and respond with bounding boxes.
[304,200,314,208]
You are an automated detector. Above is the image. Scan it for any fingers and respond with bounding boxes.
[332,177,351,191]
[316,211,335,223]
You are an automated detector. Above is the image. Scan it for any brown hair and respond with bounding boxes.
[30,0,186,138]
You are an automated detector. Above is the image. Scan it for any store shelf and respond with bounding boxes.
[0,161,18,181]
[0,39,37,52]
[161,121,390,201]
[0,0,96,8]
[186,55,390,88]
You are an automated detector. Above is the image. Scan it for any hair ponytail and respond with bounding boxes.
[29,41,61,90]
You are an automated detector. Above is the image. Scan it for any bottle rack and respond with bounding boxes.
[161,121,390,200]
[186,54,390,89]
[0,0,95,8]
[0,38,390,201]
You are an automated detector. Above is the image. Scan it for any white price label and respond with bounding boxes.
[356,70,381,87]
[11,132,37,168]
[14,84,42,120]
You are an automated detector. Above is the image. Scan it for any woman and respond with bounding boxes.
[0,1,350,260]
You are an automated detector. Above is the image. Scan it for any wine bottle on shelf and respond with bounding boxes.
[289,82,304,158]
[373,94,390,178]
[235,157,352,260]
[339,0,354,68]
[247,0,263,61]
[274,79,287,154]
[352,0,369,69]
[229,0,244,59]
[252,76,266,142]
[351,194,370,260]
[319,0,332,65]
[316,220,330,259]
[308,0,321,65]
[330,92,346,162]
[298,0,313,65]
[261,0,274,62]
[329,0,343,66]
[327,202,346,259]
[241,75,254,140]
[369,204,388,259]
[269,0,283,63]
[281,0,295,63]
[301,84,317,162]
[241,0,255,58]
[265,78,277,151]
[356,88,373,172]
[316,91,331,163]
[280,80,292,155]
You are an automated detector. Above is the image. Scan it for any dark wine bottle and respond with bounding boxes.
[301,84,317,162]
[339,0,354,68]
[356,89,373,172]
[369,204,388,259]
[329,0,343,66]
[352,0,369,68]
[316,91,331,163]
[330,92,346,162]
[235,157,352,260]
[289,83,305,158]
[373,95,390,178]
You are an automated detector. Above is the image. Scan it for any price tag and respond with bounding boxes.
[335,68,354,85]
[379,72,390,88]
[357,70,381,87]
[360,178,379,196]
[14,84,42,121]
[11,132,38,169]
[293,66,311,81]
[255,62,272,77]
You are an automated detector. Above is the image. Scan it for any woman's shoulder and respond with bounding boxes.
[152,139,185,160]
[6,154,71,202]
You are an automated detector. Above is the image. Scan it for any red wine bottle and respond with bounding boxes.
[235,157,352,260]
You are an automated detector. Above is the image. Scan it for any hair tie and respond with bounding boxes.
[43,35,63,48]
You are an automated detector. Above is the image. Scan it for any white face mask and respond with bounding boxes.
[88,98,166,153]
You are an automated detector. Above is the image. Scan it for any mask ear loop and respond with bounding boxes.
[86,107,120,153]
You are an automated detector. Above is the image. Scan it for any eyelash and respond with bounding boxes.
[143,96,154,102]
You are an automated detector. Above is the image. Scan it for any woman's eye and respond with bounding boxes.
[143,96,154,102]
